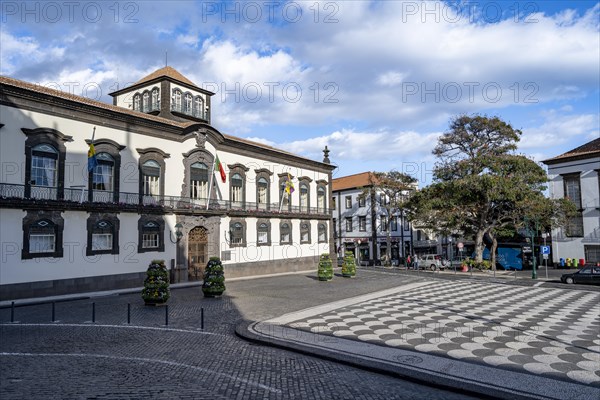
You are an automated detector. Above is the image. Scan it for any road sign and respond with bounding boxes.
[541,245,550,255]
[522,246,532,254]
[543,254,549,260]
[457,242,464,249]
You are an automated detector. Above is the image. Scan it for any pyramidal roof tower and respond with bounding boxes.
[109,66,214,124]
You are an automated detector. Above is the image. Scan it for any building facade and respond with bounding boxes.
[543,138,600,265]
[0,67,335,300]
[332,172,413,265]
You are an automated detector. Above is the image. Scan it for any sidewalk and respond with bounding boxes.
[237,281,600,400]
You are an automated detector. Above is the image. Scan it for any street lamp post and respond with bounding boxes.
[357,239,361,266]
[525,217,538,280]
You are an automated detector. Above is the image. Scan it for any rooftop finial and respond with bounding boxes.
[323,146,330,164]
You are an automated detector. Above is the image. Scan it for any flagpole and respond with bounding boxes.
[206,156,216,210]
[91,126,96,142]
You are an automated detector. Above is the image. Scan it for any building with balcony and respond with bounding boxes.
[543,138,600,265]
[332,172,413,265]
[0,67,335,300]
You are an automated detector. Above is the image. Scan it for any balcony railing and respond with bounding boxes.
[0,183,331,217]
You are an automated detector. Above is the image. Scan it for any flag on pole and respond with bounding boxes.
[215,154,226,183]
[285,173,294,195]
[87,127,98,172]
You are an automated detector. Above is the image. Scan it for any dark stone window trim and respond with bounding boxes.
[278,174,295,212]
[298,177,311,211]
[300,220,311,244]
[255,169,273,210]
[279,220,293,245]
[22,128,73,199]
[346,217,353,232]
[228,164,248,207]
[317,184,327,211]
[229,218,246,248]
[318,223,328,243]
[256,219,271,246]
[22,210,64,259]
[137,148,170,198]
[138,215,165,253]
[181,149,214,199]
[86,213,120,256]
[85,139,125,202]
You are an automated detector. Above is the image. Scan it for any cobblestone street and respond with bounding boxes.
[1,270,477,400]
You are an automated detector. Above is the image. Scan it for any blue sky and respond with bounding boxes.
[1,1,598,185]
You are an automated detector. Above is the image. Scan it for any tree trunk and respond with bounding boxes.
[386,226,392,266]
[475,229,485,262]
[490,233,497,271]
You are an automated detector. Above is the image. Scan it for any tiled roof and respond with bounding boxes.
[332,172,377,191]
[0,75,329,166]
[543,138,600,164]
[134,66,198,87]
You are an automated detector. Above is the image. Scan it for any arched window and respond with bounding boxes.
[229,220,245,247]
[300,221,311,244]
[280,221,292,244]
[142,160,161,196]
[257,221,270,246]
[142,92,150,112]
[318,223,327,243]
[151,88,159,110]
[29,219,56,254]
[300,183,309,212]
[194,96,204,118]
[231,173,243,206]
[190,162,209,199]
[133,94,140,111]
[31,144,58,199]
[184,93,193,114]
[317,186,326,212]
[92,152,114,202]
[257,177,269,209]
[172,89,182,112]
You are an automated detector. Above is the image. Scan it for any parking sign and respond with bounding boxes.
[541,246,550,255]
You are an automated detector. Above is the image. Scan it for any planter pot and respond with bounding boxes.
[460,265,468,272]
[144,299,167,306]
[202,289,224,297]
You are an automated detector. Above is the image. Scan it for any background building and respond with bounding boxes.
[543,138,600,266]
[332,172,413,265]
[0,67,335,300]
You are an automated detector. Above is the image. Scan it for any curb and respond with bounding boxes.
[236,321,596,400]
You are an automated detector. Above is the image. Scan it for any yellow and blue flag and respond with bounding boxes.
[88,129,98,172]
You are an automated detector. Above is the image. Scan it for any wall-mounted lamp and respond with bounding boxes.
[170,223,183,243]
[224,229,233,245]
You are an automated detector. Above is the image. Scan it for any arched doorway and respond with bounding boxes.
[188,226,208,281]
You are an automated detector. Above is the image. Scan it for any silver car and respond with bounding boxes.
[418,254,447,271]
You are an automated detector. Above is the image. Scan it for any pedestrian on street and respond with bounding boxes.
[413,255,419,270]
[406,255,411,269]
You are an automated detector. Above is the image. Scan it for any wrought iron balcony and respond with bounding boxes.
[0,182,331,218]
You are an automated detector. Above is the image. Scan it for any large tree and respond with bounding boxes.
[362,171,416,265]
[406,115,574,266]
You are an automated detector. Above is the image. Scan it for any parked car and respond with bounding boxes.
[418,254,447,271]
[560,266,600,285]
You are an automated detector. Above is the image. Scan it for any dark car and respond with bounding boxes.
[560,266,600,285]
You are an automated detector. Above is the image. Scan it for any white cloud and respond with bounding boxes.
[520,112,599,149]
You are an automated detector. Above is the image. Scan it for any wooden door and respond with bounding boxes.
[188,226,208,281]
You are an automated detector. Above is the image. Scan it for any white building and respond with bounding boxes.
[543,138,600,265]
[332,172,414,265]
[0,67,335,300]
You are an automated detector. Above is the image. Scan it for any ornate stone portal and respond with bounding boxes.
[175,215,221,282]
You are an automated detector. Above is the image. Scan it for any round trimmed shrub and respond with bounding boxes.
[202,257,226,297]
[318,253,333,281]
[342,251,356,277]
[142,260,170,304]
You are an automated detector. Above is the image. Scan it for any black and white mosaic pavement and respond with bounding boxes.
[285,280,600,386]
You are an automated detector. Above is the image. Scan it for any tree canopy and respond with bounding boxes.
[405,114,575,266]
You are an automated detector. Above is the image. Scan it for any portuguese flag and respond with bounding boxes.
[215,154,226,183]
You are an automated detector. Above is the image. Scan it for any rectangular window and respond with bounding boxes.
[281,231,290,243]
[345,217,353,232]
[231,186,242,203]
[391,217,398,231]
[301,231,309,243]
[258,231,268,244]
[584,245,600,264]
[29,234,55,253]
[381,216,388,232]
[359,216,366,231]
[31,155,57,187]
[358,196,365,207]
[144,175,160,196]
[191,180,208,199]
[92,233,113,251]
[142,233,159,248]
[258,186,267,204]
[345,196,352,209]
[380,194,387,205]
[563,174,584,237]
[92,164,113,191]
[403,217,409,231]
[332,197,336,210]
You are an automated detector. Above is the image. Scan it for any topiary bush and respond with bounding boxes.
[318,253,333,281]
[342,251,356,277]
[202,257,226,297]
[142,260,170,304]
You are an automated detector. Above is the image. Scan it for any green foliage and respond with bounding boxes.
[141,260,170,303]
[406,114,573,263]
[342,251,356,277]
[464,258,491,271]
[202,257,226,297]
[318,253,333,281]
